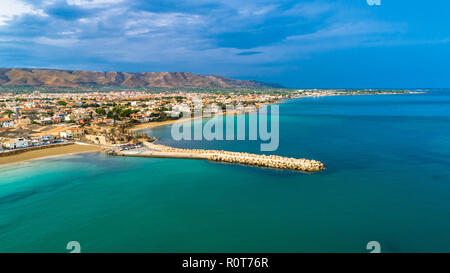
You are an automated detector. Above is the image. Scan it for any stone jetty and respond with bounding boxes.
[113,142,325,172]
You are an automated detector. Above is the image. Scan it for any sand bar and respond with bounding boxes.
[0,144,102,166]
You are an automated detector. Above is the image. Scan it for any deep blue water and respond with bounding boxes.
[0,90,449,252]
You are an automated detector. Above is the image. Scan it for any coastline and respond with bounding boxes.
[130,118,197,132]
[130,110,241,132]
[0,91,418,169]
[129,91,417,133]
[130,102,283,132]
[0,143,103,167]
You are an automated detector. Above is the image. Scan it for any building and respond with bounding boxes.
[60,128,84,139]
[38,118,52,125]
[86,134,107,145]
[0,118,14,128]
[51,117,62,124]
[14,118,31,126]
[2,138,30,149]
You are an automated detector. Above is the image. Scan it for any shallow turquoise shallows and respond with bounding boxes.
[1,90,449,253]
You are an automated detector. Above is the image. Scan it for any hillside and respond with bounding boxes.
[0,68,283,89]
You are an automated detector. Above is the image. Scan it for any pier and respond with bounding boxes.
[112,142,325,172]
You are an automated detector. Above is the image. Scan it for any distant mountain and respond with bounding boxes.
[0,68,283,89]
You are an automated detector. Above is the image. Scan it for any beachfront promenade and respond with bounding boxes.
[113,142,325,172]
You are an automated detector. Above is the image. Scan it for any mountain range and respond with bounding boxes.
[0,68,282,89]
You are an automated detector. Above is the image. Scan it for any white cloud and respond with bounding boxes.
[67,0,124,8]
[237,4,278,17]
[284,2,334,18]
[57,30,81,36]
[287,21,403,41]
[125,12,204,29]
[34,36,80,47]
[0,0,46,26]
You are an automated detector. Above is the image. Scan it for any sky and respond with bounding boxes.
[0,0,449,88]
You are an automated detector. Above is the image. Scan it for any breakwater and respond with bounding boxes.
[114,142,325,172]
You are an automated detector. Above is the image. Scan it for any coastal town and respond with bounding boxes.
[0,90,287,149]
[0,88,410,171]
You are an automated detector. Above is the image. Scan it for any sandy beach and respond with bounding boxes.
[130,118,193,131]
[130,112,226,132]
[0,144,103,166]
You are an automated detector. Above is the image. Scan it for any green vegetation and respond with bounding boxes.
[3,110,14,117]
[155,112,183,122]
[81,102,100,108]
[106,107,140,120]
[95,108,107,115]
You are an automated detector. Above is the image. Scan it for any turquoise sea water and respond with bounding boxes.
[1,90,449,253]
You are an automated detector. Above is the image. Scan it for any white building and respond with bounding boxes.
[0,118,14,128]
[2,138,30,149]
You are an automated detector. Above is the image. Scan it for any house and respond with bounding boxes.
[14,118,31,126]
[60,128,84,139]
[65,114,76,122]
[21,108,35,114]
[38,118,52,125]
[55,112,65,120]
[0,118,14,127]
[163,110,181,118]
[30,136,45,146]
[2,138,30,149]
[102,119,115,124]
[130,114,149,123]
[51,116,62,124]
[29,134,54,146]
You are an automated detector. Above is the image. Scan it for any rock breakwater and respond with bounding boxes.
[114,142,325,173]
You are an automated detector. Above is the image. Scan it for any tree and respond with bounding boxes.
[57,101,67,106]
[119,108,139,118]
[4,110,14,117]
[95,108,106,116]
[107,107,121,121]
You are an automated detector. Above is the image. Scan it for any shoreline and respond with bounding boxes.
[0,143,103,167]
[129,102,283,132]
[130,109,250,132]
[130,91,418,132]
[0,91,419,169]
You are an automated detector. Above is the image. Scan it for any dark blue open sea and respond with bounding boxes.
[1,90,449,252]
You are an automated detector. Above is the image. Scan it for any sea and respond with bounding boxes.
[0,89,449,253]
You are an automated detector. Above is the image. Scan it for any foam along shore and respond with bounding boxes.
[0,143,102,166]
[114,142,325,172]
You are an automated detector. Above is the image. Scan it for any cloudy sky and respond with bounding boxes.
[0,0,449,88]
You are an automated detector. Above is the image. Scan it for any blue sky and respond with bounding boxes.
[0,0,449,88]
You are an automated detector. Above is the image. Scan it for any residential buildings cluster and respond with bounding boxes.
[0,90,285,150]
